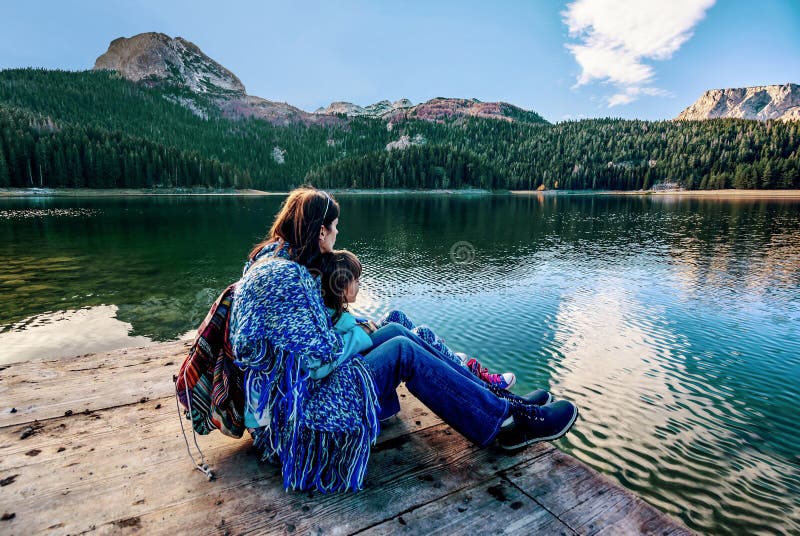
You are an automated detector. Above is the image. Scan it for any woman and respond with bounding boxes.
[229,187,578,493]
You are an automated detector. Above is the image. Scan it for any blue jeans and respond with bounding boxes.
[378,310,464,367]
[362,323,509,447]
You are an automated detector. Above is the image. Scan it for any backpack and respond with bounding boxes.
[174,283,245,478]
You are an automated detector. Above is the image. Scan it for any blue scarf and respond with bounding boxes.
[230,242,380,492]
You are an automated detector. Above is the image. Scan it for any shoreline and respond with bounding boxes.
[0,187,282,197]
[3,187,800,199]
[329,188,491,195]
[0,187,492,197]
[511,189,800,198]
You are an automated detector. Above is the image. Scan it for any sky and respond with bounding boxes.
[1,0,798,122]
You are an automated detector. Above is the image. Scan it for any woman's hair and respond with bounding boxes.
[249,186,339,267]
[319,249,362,325]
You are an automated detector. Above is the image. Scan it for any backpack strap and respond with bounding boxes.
[174,387,215,480]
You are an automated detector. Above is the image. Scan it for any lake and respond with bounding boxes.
[1,192,798,534]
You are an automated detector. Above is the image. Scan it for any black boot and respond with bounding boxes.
[489,385,553,406]
[497,400,579,451]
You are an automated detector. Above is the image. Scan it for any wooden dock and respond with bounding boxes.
[0,341,692,535]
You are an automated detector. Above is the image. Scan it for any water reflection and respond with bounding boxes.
[547,278,797,531]
[0,305,152,364]
[1,193,799,534]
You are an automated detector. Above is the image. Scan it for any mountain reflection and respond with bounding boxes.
[1,193,799,533]
[2,193,799,349]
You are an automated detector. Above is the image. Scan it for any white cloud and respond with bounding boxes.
[563,0,715,106]
[608,86,671,107]
[607,91,636,107]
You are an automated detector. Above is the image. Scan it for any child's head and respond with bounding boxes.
[319,249,362,321]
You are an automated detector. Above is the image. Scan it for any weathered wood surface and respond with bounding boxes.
[0,340,190,427]
[0,343,692,535]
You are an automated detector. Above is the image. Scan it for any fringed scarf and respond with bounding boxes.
[230,242,380,492]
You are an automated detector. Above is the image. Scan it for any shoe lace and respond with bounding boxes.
[467,358,481,373]
[468,358,508,387]
[513,401,545,424]
[484,371,506,386]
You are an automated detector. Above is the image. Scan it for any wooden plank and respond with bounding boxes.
[0,414,546,535]
[506,449,693,535]
[0,340,190,427]
[360,476,576,535]
[104,425,551,536]
[0,342,693,536]
[0,386,447,535]
[0,389,438,475]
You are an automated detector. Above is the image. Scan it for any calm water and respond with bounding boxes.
[1,193,799,534]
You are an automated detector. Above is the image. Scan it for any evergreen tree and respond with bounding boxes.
[761,161,776,188]
[0,148,9,187]
[1,68,799,191]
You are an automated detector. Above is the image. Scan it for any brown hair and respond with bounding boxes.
[248,186,339,268]
[319,249,362,325]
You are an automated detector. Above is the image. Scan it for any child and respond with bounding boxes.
[319,249,516,389]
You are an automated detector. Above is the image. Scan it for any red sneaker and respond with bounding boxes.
[466,358,516,390]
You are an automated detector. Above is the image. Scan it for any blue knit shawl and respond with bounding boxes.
[230,242,380,492]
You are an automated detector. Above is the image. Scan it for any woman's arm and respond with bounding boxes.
[307,308,373,379]
[230,260,343,374]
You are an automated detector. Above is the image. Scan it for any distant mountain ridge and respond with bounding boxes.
[314,99,414,118]
[93,32,547,125]
[677,83,800,122]
[314,97,547,124]
[1,68,799,193]
[93,32,339,126]
[3,32,798,194]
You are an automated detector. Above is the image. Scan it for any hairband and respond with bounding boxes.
[321,191,331,222]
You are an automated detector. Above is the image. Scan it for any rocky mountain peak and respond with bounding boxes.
[315,101,366,116]
[93,33,340,126]
[407,97,546,124]
[94,32,246,95]
[314,99,416,118]
[676,83,800,122]
[314,97,547,124]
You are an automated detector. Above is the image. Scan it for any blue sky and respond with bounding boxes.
[2,0,798,122]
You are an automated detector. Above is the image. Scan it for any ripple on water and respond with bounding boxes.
[538,259,800,534]
[2,194,800,534]
[0,208,101,219]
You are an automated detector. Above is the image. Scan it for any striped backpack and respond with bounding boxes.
[174,283,245,478]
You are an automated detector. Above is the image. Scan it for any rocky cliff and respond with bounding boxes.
[408,98,545,123]
[315,97,546,124]
[94,32,245,94]
[93,33,338,125]
[314,98,415,118]
[676,83,800,121]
